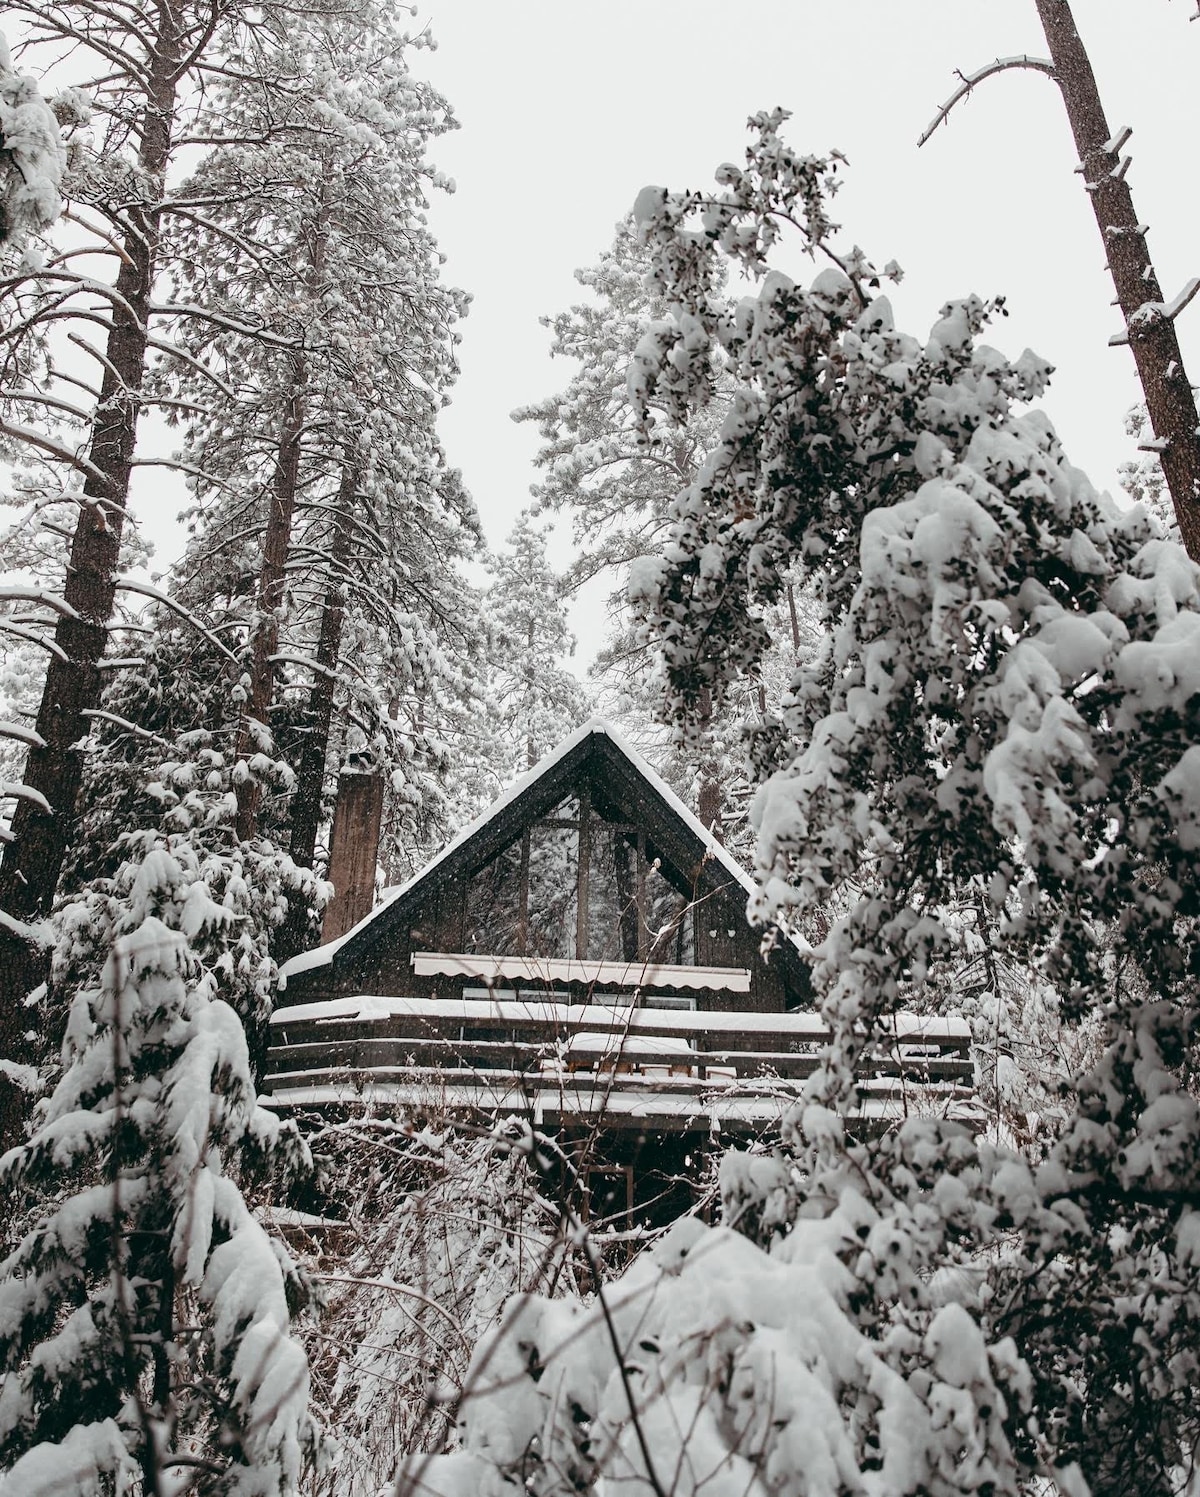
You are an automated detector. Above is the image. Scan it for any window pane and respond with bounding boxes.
[527,824,577,958]
[586,820,639,962]
[542,795,579,823]
[464,841,523,955]
[643,992,697,1010]
[645,859,695,964]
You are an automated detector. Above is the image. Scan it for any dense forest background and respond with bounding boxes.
[1,3,1199,1495]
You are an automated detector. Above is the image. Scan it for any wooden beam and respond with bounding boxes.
[576,784,591,960]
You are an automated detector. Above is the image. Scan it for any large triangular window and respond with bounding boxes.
[463,791,695,964]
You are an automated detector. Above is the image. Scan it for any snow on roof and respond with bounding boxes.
[278,717,759,989]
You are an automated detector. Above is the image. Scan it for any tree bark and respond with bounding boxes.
[233,357,307,842]
[0,11,183,1149]
[274,465,356,962]
[695,685,724,839]
[1034,0,1200,559]
[233,183,334,843]
[786,582,802,659]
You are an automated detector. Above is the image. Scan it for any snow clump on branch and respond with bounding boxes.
[0,35,65,250]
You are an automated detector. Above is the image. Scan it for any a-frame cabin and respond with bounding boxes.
[275,717,810,1021]
[265,720,973,1225]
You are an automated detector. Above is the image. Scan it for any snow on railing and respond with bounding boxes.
[264,994,976,1129]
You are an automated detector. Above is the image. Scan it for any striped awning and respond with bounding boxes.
[410,951,751,992]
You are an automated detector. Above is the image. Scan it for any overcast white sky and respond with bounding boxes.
[118,4,1197,659]
[409,0,1198,654]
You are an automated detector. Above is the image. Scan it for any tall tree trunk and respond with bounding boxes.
[1035,0,1200,559]
[274,466,356,962]
[233,358,307,842]
[233,184,331,843]
[0,13,183,1148]
[786,582,802,659]
[525,620,537,769]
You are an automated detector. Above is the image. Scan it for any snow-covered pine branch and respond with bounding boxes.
[0,845,321,1492]
[0,34,64,251]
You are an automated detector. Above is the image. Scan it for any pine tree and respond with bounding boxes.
[0,0,294,927]
[485,514,590,778]
[0,0,348,1148]
[514,216,727,595]
[157,0,486,928]
[515,219,761,828]
[626,111,1200,1493]
[0,838,319,1493]
[58,624,318,1046]
[419,113,1200,1497]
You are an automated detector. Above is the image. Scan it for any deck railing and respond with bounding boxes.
[265,994,978,1133]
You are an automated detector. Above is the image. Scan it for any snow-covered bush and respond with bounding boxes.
[406,1119,1045,1497]
[0,844,319,1494]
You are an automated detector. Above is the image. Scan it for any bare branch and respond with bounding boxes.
[149,301,300,348]
[46,366,102,403]
[142,335,238,400]
[60,207,137,269]
[0,586,82,622]
[918,55,1057,148]
[0,419,109,486]
[66,331,133,394]
[81,708,169,745]
[2,388,94,425]
[0,620,69,661]
[0,782,52,815]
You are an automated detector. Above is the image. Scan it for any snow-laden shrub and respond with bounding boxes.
[304,1118,578,1497]
[0,845,320,1494]
[409,114,1200,1497]
[405,1115,1040,1497]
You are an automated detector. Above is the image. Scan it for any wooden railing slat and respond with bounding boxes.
[266,1037,974,1082]
[264,993,978,1125]
[270,994,971,1046]
[264,1063,977,1101]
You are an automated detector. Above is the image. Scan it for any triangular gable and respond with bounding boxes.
[278,718,797,996]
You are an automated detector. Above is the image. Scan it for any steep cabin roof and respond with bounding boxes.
[277,719,812,1017]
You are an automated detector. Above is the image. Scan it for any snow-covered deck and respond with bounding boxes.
[264,995,977,1134]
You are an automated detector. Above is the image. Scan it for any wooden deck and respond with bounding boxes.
[264,995,978,1134]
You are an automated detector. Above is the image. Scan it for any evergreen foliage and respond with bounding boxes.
[0,841,318,1494]
[485,514,590,778]
[413,112,1200,1497]
[159,0,489,896]
[0,35,63,253]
